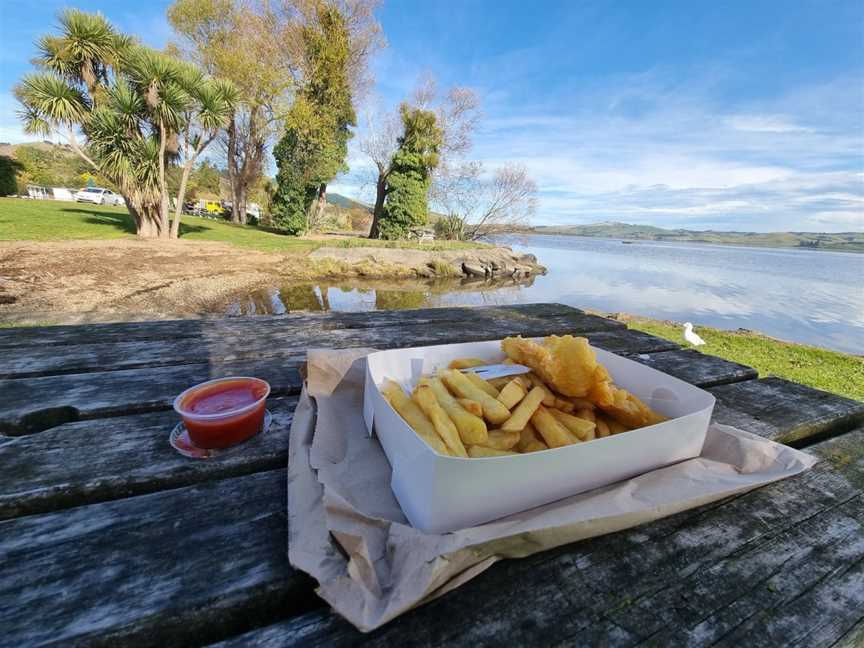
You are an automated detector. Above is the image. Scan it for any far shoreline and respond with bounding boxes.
[511,228,864,254]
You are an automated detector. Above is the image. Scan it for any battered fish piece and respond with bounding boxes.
[501,335,667,429]
[599,385,668,429]
[501,335,606,398]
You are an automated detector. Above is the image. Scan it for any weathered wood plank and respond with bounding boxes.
[0,469,316,648]
[709,377,864,445]
[0,357,304,436]
[628,486,863,646]
[0,312,657,380]
[629,348,757,387]
[0,303,622,349]
[0,396,296,520]
[208,428,864,648]
[833,619,864,648]
[589,328,678,355]
[669,546,864,648]
[0,324,675,435]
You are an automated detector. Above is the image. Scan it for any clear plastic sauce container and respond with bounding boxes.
[173,377,270,448]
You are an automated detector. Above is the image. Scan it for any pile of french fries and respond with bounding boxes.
[381,356,642,458]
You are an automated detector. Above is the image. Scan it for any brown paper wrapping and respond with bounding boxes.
[287,348,817,632]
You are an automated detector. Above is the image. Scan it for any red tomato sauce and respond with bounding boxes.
[178,378,268,449]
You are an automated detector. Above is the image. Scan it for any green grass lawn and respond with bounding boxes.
[627,317,864,402]
[0,197,483,252]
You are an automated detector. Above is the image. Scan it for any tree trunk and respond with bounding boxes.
[138,217,157,238]
[157,121,170,239]
[238,184,248,225]
[127,203,145,237]
[225,106,266,227]
[368,174,387,238]
[316,183,327,225]
[306,183,327,231]
[171,135,213,239]
[234,148,259,227]
[227,115,241,224]
[129,201,162,238]
[171,159,194,239]
[124,188,163,239]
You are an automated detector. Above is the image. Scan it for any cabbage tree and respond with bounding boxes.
[15,10,234,239]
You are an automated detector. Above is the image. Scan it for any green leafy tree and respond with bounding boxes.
[168,0,292,225]
[271,1,356,235]
[14,9,233,239]
[0,157,23,196]
[190,159,223,196]
[375,104,442,240]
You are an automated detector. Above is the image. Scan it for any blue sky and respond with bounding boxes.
[1,0,862,231]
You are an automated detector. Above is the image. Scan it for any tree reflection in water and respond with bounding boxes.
[375,290,428,310]
[225,274,537,315]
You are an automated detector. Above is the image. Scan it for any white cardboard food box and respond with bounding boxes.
[363,339,716,533]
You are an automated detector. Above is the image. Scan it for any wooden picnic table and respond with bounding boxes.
[1,303,862,647]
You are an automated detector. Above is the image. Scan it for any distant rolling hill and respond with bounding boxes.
[326,193,370,211]
[530,222,864,253]
[325,192,446,222]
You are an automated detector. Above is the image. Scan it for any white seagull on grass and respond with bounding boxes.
[683,322,706,346]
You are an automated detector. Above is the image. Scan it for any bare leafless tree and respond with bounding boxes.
[410,76,480,156]
[437,162,537,240]
[357,101,400,235]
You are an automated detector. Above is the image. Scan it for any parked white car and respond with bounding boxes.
[74,187,125,206]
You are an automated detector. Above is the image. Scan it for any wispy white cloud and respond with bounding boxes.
[808,210,864,227]
[724,115,813,133]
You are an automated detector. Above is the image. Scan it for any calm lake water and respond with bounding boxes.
[226,234,864,355]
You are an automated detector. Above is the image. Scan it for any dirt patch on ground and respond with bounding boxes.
[0,240,298,323]
[0,240,544,323]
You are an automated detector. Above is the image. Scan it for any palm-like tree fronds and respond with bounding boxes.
[106,79,145,134]
[195,81,233,130]
[42,9,119,93]
[88,107,160,193]
[156,81,193,131]
[56,9,117,63]
[15,104,53,137]
[125,47,193,129]
[34,36,77,78]
[134,136,162,189]
[15,73,91,128]
[127,47,180,93]
[213,78,240,109]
